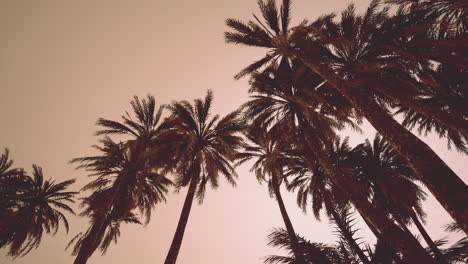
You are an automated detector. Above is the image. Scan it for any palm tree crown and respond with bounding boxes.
[1,162,77,258]
[71,95,172,264]
[163,90,244,201]
[163,90,244,264]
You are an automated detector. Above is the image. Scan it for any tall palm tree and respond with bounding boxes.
[352,134,447,263]
[71,95,172,264]
[310,3,467,141]
[235,131,304,262]
[0,163,77,258]
[225,0,468,234]
[162,90,244,264]
[286,137,370,264]
[329,3,466,137]
[239,55,434,262]
[306,1,467,151]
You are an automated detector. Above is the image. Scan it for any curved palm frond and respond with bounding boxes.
[264,228,351,264]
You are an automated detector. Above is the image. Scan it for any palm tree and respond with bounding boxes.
[310,3,467,141]
[321,3,467,138]
[264,228,352,264]
[352,134,447,263]
[286,137,370,264]
[225,0,468,235]
[305,1,467,150]
[162,90,244,264]
[71,95,172,264]
[239,55,434,262]
[0,164,77,258]
[235,131,304,262]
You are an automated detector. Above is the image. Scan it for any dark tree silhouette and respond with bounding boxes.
[163,90,244,264]
[238,53,433,261]
[225,0,468,235]
[0,154,77,258]
[352,134,446,263]
[286,137,370,264]
[71,95,172,264]
[236,131,305,262]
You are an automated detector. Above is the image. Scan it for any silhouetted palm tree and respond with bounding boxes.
[352,134,446,262]
[225,0,467,236]
[163,90,244,264]
[312,3,467,140]
[240,55,433,261]
[306,0,467,150]
[286,137,370,264]
[71,95,172,264]
[0,163,77,258]
[236,131,304,262]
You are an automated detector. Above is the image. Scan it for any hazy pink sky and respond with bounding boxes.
[1,0,466,263]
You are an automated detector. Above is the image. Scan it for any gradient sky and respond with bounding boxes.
[1,0,466,263]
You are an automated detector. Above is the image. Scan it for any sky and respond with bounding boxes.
[1,0,466,263]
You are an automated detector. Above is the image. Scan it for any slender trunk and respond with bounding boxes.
[73,173,128,264]
[328,204,371,264]
[374,78,468,137]
[271,174,305,263]
[74,145,146,264]
[410,208,447,264]
[164,177,198,264]
[293,48,468,233]
[300,126,436,263]
[73,217,112,264]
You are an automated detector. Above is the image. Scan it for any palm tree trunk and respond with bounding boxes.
[328,204,371,264]
[299,124,436,263]
[409,208,447,264]
[164,177,198,264]
[374,79,468,137]
[73,217,112,264]
[73,172,129,264]
[292,48,468,233]
[271,174,305,263]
